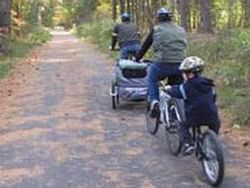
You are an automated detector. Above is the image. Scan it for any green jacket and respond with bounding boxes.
[152,22,187,63]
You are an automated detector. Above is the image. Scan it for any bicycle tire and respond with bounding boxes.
[165,98,183,155]
[201,130,224,187]
[111,84,117,109]
[145,102,160,135]
[116,94,120,105]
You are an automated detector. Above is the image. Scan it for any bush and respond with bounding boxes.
[0,27,51,78]
[27,27,51,45]
[74,19,117,58]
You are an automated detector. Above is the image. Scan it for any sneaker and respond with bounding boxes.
[150,100,160,118]
[182,143,194,156]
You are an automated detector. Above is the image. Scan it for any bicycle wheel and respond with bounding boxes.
[201,130,224,187]
[145,102,160,135]
[116,94,120,105]
[165,98,183,155]
[111,84,117,109]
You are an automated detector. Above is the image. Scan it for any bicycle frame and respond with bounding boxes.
[191,126,209,161]
[159,89,171,126]
[159,83,182,129]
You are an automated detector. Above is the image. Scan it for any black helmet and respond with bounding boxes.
[157,8,173,22]
[121,13,131,22]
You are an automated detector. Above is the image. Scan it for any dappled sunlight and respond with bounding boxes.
[50,30,71,36]
[39,141,70,164]
[50,39,78,45]
[73,136,111,155]
[42,58,73,64]
[0,20,248,187]
[123,147,144,156]
[140,179,155,188]
[0,127,51,145]
[102,170,127,187]
[64,48,84,54]
[0,165,44,185]
[56,119,85,131]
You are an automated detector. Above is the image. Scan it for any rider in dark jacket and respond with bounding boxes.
[111,13,140,59]
[167,56,221,155]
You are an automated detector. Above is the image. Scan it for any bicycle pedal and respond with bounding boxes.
[168,128,177,133]
[196,153,203,161]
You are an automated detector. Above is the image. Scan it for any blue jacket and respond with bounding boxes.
[167,75,220,128]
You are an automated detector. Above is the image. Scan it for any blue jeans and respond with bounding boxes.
[120,43,140,59]
[178,121,220,145]
[148,63,182,102]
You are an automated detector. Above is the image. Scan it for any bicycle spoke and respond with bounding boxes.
[201,130,224,186]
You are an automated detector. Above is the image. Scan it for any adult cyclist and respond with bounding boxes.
[135,8,187,118]
[111,13,141,59]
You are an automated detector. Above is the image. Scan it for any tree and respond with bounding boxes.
[0,0,12,31]
[199,0,213,33]
[179,0,189,31]
[112,0,117,21]
[0,0,12,53]
[242,0,250,28]
[119,0,125,14]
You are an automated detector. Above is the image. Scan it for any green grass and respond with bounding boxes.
[0,62,12,78]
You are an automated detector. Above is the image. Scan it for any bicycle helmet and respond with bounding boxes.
[121,13,131,22]
[179,56,205,73]
[157,8,173,22]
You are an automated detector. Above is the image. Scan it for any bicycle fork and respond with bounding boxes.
[193,127,209,161]
[159,92,170,127]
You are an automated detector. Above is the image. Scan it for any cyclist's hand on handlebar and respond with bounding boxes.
[132,56,140,63]
[109,46,114,51]
[164,85,172,91]
[134,55,141,63]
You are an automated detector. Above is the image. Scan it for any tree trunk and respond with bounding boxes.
[170,0,177,22]
[0,0,12,30]
[246,0,250,28]
[199,0,213,33]
[152,0,160,18]
[179,0,189,31]
[228,0,235,29]
[144,0,153,29]
[242,0,250,28]
[119,0,125,14]
[0,0,11,54]
[192,0,199,31]
[112,0,117,21]
[131,0,135,22]
[126,0,131,13]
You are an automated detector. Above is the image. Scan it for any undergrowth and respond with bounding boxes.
[0,27,51,78]
[75,20,250,126]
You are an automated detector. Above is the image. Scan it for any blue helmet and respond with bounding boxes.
[121,12,131,22]
[157,8,173,22]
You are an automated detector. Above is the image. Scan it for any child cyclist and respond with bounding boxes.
[166,56,221,155]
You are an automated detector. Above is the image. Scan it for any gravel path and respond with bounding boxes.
[0,31,249,188]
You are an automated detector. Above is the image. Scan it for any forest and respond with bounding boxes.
[0,0,250,126]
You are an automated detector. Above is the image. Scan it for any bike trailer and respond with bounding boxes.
[110,59,148,107]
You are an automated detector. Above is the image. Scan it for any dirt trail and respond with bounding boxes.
[0,31,249,188]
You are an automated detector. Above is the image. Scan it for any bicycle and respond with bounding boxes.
[146,79,185,155]
[190,125,224,186]
[146,80,224,187]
